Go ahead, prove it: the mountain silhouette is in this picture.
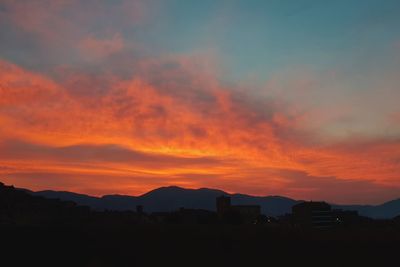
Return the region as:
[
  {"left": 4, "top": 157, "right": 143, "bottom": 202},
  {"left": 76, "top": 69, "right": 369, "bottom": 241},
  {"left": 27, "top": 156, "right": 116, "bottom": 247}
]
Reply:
[
  {"left": 0, "top": 182, "right": 91, "bottom": 226},
  {"left": 29, "top": 186, "right": 297, "bottom": 216},
  {"left": 333, "top": 198, "right": 400, "bottom": 219},
  {"left": 20, "top": 185, "right": 400, "bottom": 218}
]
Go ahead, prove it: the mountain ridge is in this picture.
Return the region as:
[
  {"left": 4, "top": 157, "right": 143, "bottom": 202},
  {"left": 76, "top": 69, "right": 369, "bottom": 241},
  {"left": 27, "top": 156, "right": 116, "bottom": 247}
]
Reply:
[{"left": 12, "top": 184, "right": 400, "bottom": 219}]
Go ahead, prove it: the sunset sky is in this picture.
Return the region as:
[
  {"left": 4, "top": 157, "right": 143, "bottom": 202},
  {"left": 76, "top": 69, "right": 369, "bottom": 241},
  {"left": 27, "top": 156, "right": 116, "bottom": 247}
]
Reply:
[{"left": 1, "top": 0, "right": 400, "bottom": 204}]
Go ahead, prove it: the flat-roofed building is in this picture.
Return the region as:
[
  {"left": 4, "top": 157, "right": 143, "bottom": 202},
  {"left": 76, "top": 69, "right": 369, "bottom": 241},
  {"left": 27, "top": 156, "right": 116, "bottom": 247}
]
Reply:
[
  {"left": 216, "top": 196, "right": 261, "bottom": 224},
  {"left": 292, "top": 201, "right": 333, "bottom": 228}
]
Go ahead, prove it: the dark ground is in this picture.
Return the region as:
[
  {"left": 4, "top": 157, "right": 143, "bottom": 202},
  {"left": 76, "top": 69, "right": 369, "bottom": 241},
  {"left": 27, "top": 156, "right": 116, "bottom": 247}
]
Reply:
[
  {"left": 2, "top": 182, "right": 400, "bottom": 266},
  {"left": 2, "top": 224, "right": 400, "bottom": 267}
]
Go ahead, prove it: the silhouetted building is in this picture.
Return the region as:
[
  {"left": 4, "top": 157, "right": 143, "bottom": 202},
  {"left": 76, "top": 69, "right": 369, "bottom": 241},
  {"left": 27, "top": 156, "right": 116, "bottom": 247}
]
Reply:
[
  {"left": 332, "top": 209, "right": 361, "bottom": 226},
  {"left": 216, "top": 195, "right": 231, "bottom": 215},
  {"left": 136, "top": 205, "right": 144, "bottom": 214},
  {"left": 292, "top": 201, "right": 333, "bottom": 228},
  {"left": 216, "top": 196, "right": 261, "bottom": 224}
]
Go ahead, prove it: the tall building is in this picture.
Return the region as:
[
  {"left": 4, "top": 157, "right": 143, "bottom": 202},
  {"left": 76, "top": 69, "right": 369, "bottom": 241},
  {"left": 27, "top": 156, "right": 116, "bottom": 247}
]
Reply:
[
  {"left": 216, "top": 196, "right": 261, "bottom": 224},
  {"left": 292, "top": 201, "right": 333, "bottom": 228}
]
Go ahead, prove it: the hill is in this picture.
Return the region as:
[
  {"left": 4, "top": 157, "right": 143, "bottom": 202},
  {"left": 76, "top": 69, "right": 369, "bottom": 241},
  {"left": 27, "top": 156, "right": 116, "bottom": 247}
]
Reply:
[
  {"left": 29, "top": 186, "right": 299, "bottom": 216},
  {"left": 10, "top": 183, "right": 400, "bottom": 219}
]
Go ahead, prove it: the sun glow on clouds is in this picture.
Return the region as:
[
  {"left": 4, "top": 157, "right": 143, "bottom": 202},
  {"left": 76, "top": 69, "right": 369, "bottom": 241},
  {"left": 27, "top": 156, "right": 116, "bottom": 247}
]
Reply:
[
  {"left": 0, "top": 0, "right": 400, "bottom": 204},
  {"left": 1, "top": 57, "right": 399, "bottom": 204}
]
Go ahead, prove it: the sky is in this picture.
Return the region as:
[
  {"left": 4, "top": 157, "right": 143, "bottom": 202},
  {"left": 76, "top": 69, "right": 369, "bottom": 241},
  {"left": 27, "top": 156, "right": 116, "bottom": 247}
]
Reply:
[{"left": 1, "top": 0, "right": 400, "bottom": 204}]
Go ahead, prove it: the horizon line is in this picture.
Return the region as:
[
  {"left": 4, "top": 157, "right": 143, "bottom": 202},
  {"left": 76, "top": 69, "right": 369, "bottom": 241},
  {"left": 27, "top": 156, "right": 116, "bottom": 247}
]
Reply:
[{"left": 1, "top": 180, "right": 398, "bottom": 207}]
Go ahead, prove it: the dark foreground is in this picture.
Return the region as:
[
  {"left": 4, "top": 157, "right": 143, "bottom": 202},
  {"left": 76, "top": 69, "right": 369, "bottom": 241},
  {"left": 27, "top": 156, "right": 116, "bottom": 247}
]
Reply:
[
  {"left": 3, "top": 224, "right": 400, "bottom": 267},
  {"left": 1, "top": 182, "right": 400, "bottom": 266}
]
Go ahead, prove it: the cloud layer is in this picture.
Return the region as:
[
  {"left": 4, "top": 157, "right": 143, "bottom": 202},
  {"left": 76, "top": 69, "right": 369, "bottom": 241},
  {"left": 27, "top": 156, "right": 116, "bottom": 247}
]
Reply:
[{"left": 0, "top": 0, "right": 399, "bottom": 204}]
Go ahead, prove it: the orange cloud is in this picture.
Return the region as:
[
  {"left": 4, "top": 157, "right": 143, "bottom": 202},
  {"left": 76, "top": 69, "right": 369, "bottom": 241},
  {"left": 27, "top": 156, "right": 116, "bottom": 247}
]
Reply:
[
  {"left": 0, "top": 58, "right": 399, "bottom": 204},
  {"left": 0, "top": 60, "right": 61, "bottom": 104}
]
